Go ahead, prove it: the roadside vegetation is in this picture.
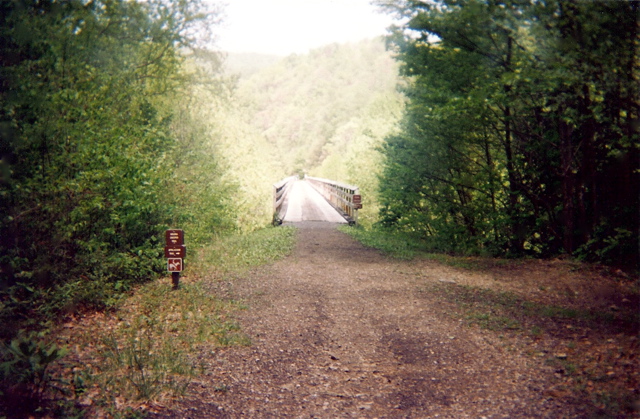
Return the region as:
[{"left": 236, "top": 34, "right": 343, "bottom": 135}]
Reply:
[
  {"left": 1, "top": 226, "right": 296, "bottom": 417},
  {"left": 376, "top": 0, "right": 638, "bottom": 269},
  {"left": 339, "top": 225, "right": 426, "bottom": 260}
]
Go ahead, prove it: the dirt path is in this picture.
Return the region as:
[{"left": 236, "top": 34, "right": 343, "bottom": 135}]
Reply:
[{"left": 158, "top": 223, "right": 592, "bottom": 418}]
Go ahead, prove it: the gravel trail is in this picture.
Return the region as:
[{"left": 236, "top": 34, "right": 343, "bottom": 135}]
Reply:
[{"left": 157, "top": 222, "right": 575, "bottom": 418}]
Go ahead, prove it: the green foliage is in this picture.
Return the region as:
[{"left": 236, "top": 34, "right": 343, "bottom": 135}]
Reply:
[
  {"left": 163, "top": 56, "right": 239, "bottom": 245},
  {"left": 312, "top": 89, "right": 403, "bottom": 228},
  {"left": 377, "top": 0, "right": 639, "bottom": 268},
  {"left": 235, "top": 39, "right": 399, "bottom": 173},
  {"left": 0, "top": 0, "right": 232, "bottom": 336},
  {"left": 208, "top": 98, "right": 287, "bottom": 231},
  {"left": 196, "top": 226, "right": 297, "bottom": 274},
  {"left": 0, "top": 330, "right": 68, "bottom": 401},
  {"left": 225, "top": 39, "right": 403, "bottom": 228}
]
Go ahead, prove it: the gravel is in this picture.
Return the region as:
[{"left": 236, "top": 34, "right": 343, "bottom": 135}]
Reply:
[{"left": 155, "top": 222, "right": 581, "bottom": 418}]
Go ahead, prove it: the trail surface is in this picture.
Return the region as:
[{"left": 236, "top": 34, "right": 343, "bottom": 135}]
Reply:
[{"left": 157, "top": 223, "right": 588, "bottom": 418}]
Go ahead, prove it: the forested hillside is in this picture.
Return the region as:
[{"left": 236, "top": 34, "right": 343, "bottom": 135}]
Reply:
[
  {"left": 377, "top": 0, "right": 639, "bottom": 268},
  {"left": 223, "top": 52, "right": 282, "bottom": 78},
  {"left": 226, "top": 39, "right": 403, "bottom": 226}
]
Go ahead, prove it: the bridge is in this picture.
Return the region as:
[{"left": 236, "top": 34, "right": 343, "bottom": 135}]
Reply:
[{"left": 273, "top": 176, "right": 362, "bottom": 225}]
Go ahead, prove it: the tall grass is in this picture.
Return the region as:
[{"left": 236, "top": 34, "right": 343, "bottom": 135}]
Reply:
[
  {"left": 95, "top": 226, "right": 298, "bottom": 404},
  {"left": 338, "top": 225, "right": 425, "bottom": 259},
  {"left": 195, "top": 226, "right": 297, "bottom": 274}
]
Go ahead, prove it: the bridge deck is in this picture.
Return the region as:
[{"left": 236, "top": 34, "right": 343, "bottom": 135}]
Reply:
[{"left": 283, "top": 180, "right": 347, "bottom": 223}]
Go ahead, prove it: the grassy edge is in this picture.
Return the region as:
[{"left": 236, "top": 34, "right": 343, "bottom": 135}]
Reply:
[
  {"left": 338, "top": 225, "right": 500, "bottom": 269},
  {"left": 41, "top": 226, "right": 298, "bottom": 417},
  {"left": 193, "top": 226, "right": 297, "bottom": 275},
  {"left": 338, "top": 225, "right": 425, "bottom": 260},
  {"left": 428, "top": 282, "right": 640, "bottom": 417}
]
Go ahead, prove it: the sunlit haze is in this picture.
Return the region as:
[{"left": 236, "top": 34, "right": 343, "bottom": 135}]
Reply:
[{"left": 215, "top": 0, "right": 394, "bottom": 56}]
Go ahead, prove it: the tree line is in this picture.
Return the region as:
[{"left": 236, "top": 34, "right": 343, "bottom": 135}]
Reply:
[
  {"left": 376, "top": 0, "right": 638, "bottom": 268},
  {"left": 0, "top": 0, "right": 234, "bottom": 337}
]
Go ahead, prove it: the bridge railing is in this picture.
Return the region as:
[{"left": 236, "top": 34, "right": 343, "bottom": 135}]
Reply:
[
  {"left": 272, "top": 176, "right": 298, "bottom": 225},
  {"left": 305, "top": 176, "right": 361, "bottom": 225}
]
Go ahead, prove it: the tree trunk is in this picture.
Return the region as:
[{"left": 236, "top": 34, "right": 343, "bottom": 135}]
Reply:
[
  {"left": 502, "top": 36, "right": 522, "bottom": 252},
  {"left": 559, "top": 118, "right": 575, "bottom": 254}
]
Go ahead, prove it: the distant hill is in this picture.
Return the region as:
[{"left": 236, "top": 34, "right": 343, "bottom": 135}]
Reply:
[
  {"left": 234, "top": 38, "right": 401, "bottom": 174},
  {"left": 223, "top": 52, "right": 283, "bottom": 78},
  {"left": 212, "top": 38, "right": 403, "bottom": 227},
  {"left": 222, "top": 38, "right": 403, "bottom": 226}
]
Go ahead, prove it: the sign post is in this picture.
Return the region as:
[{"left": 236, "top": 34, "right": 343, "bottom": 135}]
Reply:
[
  {"left": 165, "top": 229, "right": 185, "bottom": 290},
  {"left": 352, "top": 194, "right": 362, "bottom": 226}
]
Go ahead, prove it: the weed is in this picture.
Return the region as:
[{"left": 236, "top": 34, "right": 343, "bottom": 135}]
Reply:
[
  {"left": 0, "top": 331, "right": 68, "bottom": 396},
  {"left": 440, "top": 284, "right": 630, "bottom": 331},
  {"left": 539, "top": 306, "right": 578, "bottom": 319},
  {"left": 467, "top": 313, "right": 521, "bottom": 331},
  {"left": 0, "top": 330, "right": 69, "bottom": 416},
  {"left": 101, "top": 331, "right": 190, "bottom": 400},
  {"left": 95, "top": 278, "right": 250, "bottom": 400},
  {"left": 427, "top": 254, "right": 480, "bottom": 270},
  {"left": 530, "top": 326, "right": 543, "bottom": 336},
  {"left": 592, "top": 390, "right": 626, "bottom": 414}
]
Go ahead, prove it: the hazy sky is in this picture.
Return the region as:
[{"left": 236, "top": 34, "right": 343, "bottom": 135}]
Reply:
[{"left": 215, "top": 0, "right": 395, "bottom": 56}]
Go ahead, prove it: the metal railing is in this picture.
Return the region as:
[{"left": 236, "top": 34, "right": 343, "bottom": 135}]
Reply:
[
  {"left": 305, "top": 176, "right": 361, "bottom": 225},
  {"left": 272, "top": 176, "right": 297, "bottom": 225}
]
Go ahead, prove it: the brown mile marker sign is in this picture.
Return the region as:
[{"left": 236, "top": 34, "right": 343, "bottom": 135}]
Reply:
[{"left": 165, "top": 229, "right": 185, "bottom": 289}]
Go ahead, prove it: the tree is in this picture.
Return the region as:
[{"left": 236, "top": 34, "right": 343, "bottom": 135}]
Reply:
[
  {"left": 0, "top": 0, "right": 229, "bottom": 334},
  {"left": 377, "top": 0, "right": 639, "bottom": 266}
]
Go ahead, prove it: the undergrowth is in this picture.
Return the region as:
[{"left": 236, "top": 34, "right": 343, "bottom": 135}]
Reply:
[
  {"left": 339, "top": 225, "right": 494, "bottom": 266},
  {"left": 95, "top": 279, "right": 249, "bottom": 403}
]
